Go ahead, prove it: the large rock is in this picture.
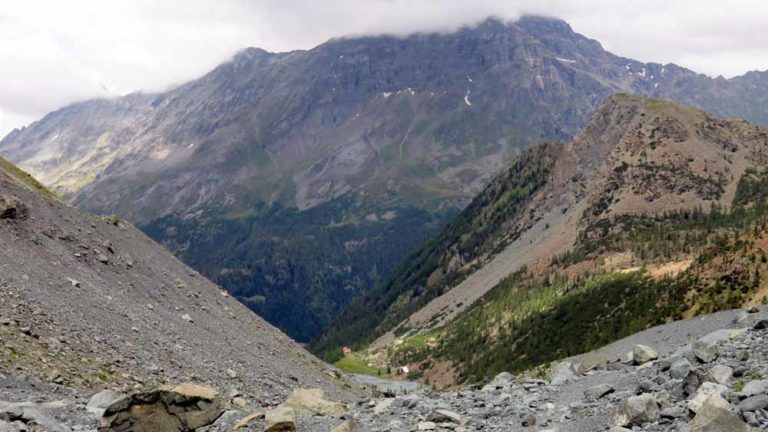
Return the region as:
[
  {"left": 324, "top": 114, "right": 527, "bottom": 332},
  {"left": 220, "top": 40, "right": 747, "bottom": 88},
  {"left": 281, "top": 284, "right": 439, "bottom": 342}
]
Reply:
[
  {"left": 281, "top": 388, "right": 346, "bottom": 416},
  {"left": 669, "top": 357, "right": 692, "bottom": 380},
  {"left": 99, "top": 384, "right": 223, "bottom": 431},
  {"left": 688, "top": 383, "right": 731, "bottom": 413},
  {"left": 265, "top": 406, "right": 296, "bottom": 432},
  {"left": 632, "top": 345, "right": 659, "bottom": 365},
  {"left": 0, "top": 402, "right": 70, "bottom": 432},
  {"left": 693, "top": 341, "right": 719, "bottom": 363},
  {"left": 705, "top": 365, "right": 732, "bottom": 385},
  {"left": 549, "top": 362, "right": 577, "bottom": 385},
  {"left": 87, "top": 390, "right": 125, "bottom": 418},
  {"left": 584, "top": 384, "right": 615, "bottom": 400},
  {"left": 612, "top": 394, "right": 659, "bottom": 427},
  {"left": 427, "top": 409, "right": 467, "bottom": 425},
  {"left": 690, "top": 402, "right": 752, "bottom": 432},
  {"left": 740, "top": 394, "right": 768, "bottom": 412},
  {"left": 740, "top": 379, "right": 768, "bottom": 397}
]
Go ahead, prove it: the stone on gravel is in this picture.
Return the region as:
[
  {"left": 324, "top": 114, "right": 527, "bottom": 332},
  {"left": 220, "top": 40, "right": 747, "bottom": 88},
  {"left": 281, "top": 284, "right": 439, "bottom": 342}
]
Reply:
[
  {"left": 704, "top": 364, "right": 732, "bottom": 385},
  {"left": 417, "top": 421, "right": 437, "bottom": 430},
  {"left": 231, "top": 397, "right": 247, "bottom": 409},
  {"left": 549, "top": 361, "right": 577, "bottom": 385},
  {"left": 87, "top": 390, "right": 125, "bottom": 418},
  {"left": 739, "top": 394, "right": 768, "bottom": 412},
  {"left": 632, "top": 345, "right": 659, "bottom": 365},
  {"left": 669, "top": 357, "right": 692, "bottom": 380},
  {"left": 690, "top": 403, "right": 751, "bottom": 432},
  {"left": 0, "top": 402, "right": 70, "bottom": 432},
  {"left": 612, "top": 393, "right": 659, "bottom": 427},
  {"left": 740, "top": 379, "right": 768, "bottom": 397},
  {"left": 693, "top": 340, "right": 719, "bottom": 363},
  {"left": 688, "top": 383, "right": 731, "bottom": 413},
  {"left": 427, "top": 409, "right": 466, "bottom": 425},
  {"left": 265, "top": 406, "right": 295, "bottom": 432},
  {"left": 584, "top": 384, "right": 615, "bottom": 400},
  {"left": 281, "top": 388, "right": 346, "bottom": 416},
  {"left": 754, "top": 319, "right": 768, "bottom": 330},
  {"left": 233, "top": 411, "right": 264, "bottom": 430},
  {"left": 99, "top": 383, "right": 222, "bottom": 431}
]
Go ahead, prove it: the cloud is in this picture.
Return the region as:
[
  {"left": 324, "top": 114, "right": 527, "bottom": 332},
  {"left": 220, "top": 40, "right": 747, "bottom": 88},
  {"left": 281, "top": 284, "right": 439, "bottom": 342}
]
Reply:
[{"left": 2, "top": 0, "right": 768, "bottom": 137}]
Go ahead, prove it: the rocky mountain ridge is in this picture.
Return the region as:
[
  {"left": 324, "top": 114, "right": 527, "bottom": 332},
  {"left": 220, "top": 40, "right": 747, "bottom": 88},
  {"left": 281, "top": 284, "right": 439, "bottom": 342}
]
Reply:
[
  {"left": 6, "top": 16, "right": 768, "bottom": 341},
  {"left": 316, "top": 95, "right": 768, "bottom": 387}
]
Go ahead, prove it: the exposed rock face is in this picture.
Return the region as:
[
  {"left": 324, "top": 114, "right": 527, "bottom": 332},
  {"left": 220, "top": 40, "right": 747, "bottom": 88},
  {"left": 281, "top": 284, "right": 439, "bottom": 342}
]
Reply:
[{"left": 99, "top": 384, "right": 223, "bottom": 432}]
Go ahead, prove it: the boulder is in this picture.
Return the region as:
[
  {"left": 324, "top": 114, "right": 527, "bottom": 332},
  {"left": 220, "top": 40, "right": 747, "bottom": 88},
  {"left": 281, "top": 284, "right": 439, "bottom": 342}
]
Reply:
[
  {"left": 632, "top": 345, "right": 658, "bottom": 365},
  {"left": 704, "top": 365, "right": 732, "bottom": 385},
  {"left": 99, "top": 383, "right": 222, "bottom": 431},
  {"left": 584, "top": 384, "right": 615, "bottom": 400},
  {"left": 0, "top": 402, "right": 70, "bottom": 432},
  {"left": 87, "top": 390, "right": 125, "bottom": 418},
  {"left": 549, "top": 362, "right": 577, "bottom": 385},
  {"left": 740, "top": 379, "right": 768, "bottom": 397},
  {"left": 693, "top": 341, "right": 719, "bottom": 363},
  {"left": 281, "top": 388, "right": 346, "bottom": 416},
  {"left": 688, "top": 383, "right": 731, "bottom": 413},
  {"left": 427, "top": 409, "right": 466, "bottom": 425},
  {"left": 417, "top": 421, "right": 437, "bottom": 430},
  {"left": 669, "top": 357, "right": 692, "bottom": 380},
  {"left": 612, "top": 394, "right": 659, "bottom": 427},
  {"left": 265, "top": 406, "right": 295, "bottom": 432},
  {"left": 690, "top": 402, "right": 751, "bottom": 432},
  {"left": 739, "top": 394, "right": 768, "bottom": 412}
]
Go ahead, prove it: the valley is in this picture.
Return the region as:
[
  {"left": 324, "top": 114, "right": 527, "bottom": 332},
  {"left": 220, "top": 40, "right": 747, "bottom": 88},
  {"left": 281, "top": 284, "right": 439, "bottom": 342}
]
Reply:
[
  {"left": 4, "top": 9, "right": 768, "bottom": 432},
  {"left": 7, "top": 17, "right": 768, "bottom": 341}
]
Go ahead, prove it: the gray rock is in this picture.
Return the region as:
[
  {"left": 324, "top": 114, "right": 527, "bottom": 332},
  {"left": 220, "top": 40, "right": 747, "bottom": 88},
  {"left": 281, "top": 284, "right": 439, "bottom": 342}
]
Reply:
[
  {"left": 632, "top": 345, "right": 659, "bottom": 365},
  {"left": 693, "top": 340, "right": 719, "bottom": 363},
  {"left": 739, "top": 394, "right": 768, "bottom": 412},
  {"left": 688, "top": 382, "right": 731, "bottom": 413},
  {"left": 704, "top": 364, "right": 732, "bottom": 385},
  {"left": 87, "top": 390, "right": 124, "bottom": 418},
  {"left": 584, "top": 384, "right": 615, "bottom": 400},
  {"left": 427, "top": 409, "right": 466, "bottom": 425},
  {"left": 417, "top": 421, "right": 437, "bottom": 430},
  {"left": 612, "top": 394, "right": 659, "bottom": 427},
  {"left": 740, "top": 379, "right": 768, "bottom": 397},
  {"left": 669, "top": 357, "right": 692, "bottom": 380},
  {"left": 690, "top": 403, "right": 751, "bottom": 431},
  {"left": 660, "top": 406, "right": 686, "bottom": 419},
  {"left": 549, "top": 362, "right": 577, "bottom": 385}
]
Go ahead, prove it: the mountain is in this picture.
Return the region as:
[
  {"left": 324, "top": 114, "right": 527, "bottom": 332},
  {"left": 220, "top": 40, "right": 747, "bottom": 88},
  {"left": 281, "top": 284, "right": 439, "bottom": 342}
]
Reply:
[
  {"left": 5, "top": 16, "right": 768, "bottom": 341},
  {"left": 0, "top": 156, "right": 355, "bottom": 402},
  {"left": 315, "top": 94, "right": 768, "bottom": 384}
]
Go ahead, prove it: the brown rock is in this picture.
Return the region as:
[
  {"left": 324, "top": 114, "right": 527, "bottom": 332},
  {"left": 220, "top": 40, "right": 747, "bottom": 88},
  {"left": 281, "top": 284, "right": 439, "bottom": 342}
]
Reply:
[
  {"left": 265, "top": 406, "right": 295, "bottom": 432},
  {"left": 99, "top": 383, "right": 223, "bottom": 432}
]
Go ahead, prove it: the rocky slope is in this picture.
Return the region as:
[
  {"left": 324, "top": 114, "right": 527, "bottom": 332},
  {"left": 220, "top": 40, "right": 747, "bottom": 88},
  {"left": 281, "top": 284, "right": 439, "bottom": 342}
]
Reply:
[
  {"left": 0, "top": 156, "right": 357, "bottom": 406},
  {"left": 316, "top": 94, "right": 768, "bottom": 380},
  {"left": 5, "top": 304, "right": 768, "bottom": 431},
  {"left": 6, "top": 16, "right": 768, "bottom": 341}
]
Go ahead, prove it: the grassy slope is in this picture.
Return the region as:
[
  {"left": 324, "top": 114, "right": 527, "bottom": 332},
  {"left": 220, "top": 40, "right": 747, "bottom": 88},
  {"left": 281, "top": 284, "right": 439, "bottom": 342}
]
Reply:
[{"left": 393, "top": 166, "right": 768, "bottom": 383}]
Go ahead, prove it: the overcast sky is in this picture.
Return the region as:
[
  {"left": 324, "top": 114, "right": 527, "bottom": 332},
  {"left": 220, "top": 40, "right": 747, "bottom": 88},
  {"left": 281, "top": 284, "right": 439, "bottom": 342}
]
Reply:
[{"left": 2, "top": 0, "right": 768, "bottom": 137}]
